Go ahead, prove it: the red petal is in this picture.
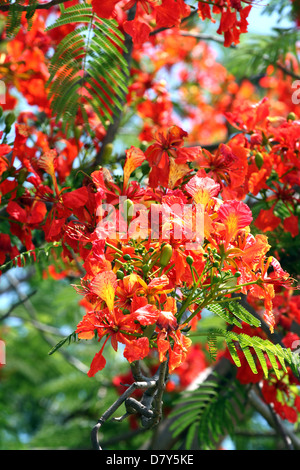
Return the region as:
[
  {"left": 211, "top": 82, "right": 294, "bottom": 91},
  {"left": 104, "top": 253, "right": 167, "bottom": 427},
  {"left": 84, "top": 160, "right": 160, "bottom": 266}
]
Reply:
[{"left": 123, "top": 337, "right": 149, "bottom": 363}]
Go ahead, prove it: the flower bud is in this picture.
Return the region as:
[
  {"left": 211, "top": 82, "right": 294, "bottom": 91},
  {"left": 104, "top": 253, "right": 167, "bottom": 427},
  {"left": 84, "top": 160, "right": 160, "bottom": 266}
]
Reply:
[
  {"left": 123, "top": 198, "right": 134, "bottom": 224},
  {"left": 159, "top": 243, "right": 173, "bottom": 267},
  {"left": 186, "top": 255, "right": 194, "bottom": 266},
  {"left": 255, "top": 152, "right": 264, "bottom": 170},
  {"left": 102, "top": 143, "right": 113, "bottom": 164},
  {"left": 4, "top": 112, "right": 15, "bottom": 132},
  {"left": 287, "top": 112, "right": 296, "bottom": 121},
  {"left": 116, "top": 270, "right": 125, "bottom": 280}
]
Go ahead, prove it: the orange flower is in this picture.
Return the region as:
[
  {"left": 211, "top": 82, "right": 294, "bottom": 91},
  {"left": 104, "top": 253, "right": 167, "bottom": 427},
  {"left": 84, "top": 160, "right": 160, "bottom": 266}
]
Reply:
[
  {"left": 185, "top": 175, "right": 220, "bottom": 209},
  {"left": 76, "top": 306, "right": 147, "bottom": 376},
  {"left": 89, "top": 270, "right": 117, "bottom": 312},
  {"left": 123, "top": 146, "right": 145, "bottom": 191},
  {"left": 217, "top": 200, "right": 253, "bottom": 248}
]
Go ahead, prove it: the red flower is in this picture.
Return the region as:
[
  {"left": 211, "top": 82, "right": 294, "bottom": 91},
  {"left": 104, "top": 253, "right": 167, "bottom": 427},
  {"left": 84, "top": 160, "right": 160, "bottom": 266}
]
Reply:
[
  {"left": 91, "top": 0, "right": 119, "bottom": 18},
  {"left": 145, "top": 125, "right": 201, "bottom": 188}
]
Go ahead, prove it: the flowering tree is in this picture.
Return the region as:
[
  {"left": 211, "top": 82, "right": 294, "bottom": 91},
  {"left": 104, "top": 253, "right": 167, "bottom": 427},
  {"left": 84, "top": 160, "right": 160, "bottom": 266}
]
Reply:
[{"left": 0, "top": 0, "right": 300, "bottom": 451}]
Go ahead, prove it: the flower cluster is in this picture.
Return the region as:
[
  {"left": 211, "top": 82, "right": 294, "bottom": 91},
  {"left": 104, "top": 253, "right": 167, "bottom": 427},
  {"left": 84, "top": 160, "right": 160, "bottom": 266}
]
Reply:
[
  {"left": 70, "top": 124, "right": 296, "bottom": 376},
  {"left": 91, "top": 0, "right": 253, "bottom": 47}
]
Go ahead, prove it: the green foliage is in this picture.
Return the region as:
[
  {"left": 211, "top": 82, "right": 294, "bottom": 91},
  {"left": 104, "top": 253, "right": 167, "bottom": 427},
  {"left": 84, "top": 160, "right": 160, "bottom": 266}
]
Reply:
[
  {"left": 169, "top": 374, "right": 246, "bottom": 450},
  {"left": 2, "top": 0, "right": 37, "bottom": 37},
  {"left": 226, "top": 28, "right": 300, "bottom": 79},
  {"left": 48, "top": 331, "right": 78, "bottom": 356},
  {"left": 0, "top": 274, "right": 133, "bottom": 450},
  {"left": 204, "top": 327, "right": 298, "bottom": 380},
  {"left": 262, "top": 0, "right": 293, "bottom": 19},
  {"left": 207, "top": 300, "right": 261, "bottom": 330},
  {"left": 0, "top": 242, "right": 63, "bottom": 274},
  {"left": 45, "top": 4, "right": 129, "bottom": 136}
]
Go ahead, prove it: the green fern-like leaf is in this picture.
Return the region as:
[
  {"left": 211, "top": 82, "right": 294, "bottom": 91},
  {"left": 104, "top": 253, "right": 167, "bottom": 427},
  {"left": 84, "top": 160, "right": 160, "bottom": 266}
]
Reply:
[
  {"left": 207, "top": 300, "right": 261, "bottom": 329},
  {"left": 225, "top": 330, "right": 292, "bottom": 379},
  {"left": 192, "top": 327, "right": 299, "bottom": 380},
  {"left": 2, "top": 0, "right": 38, "bottom": 37},
  {"left": 227, "top": 301, "right": 261, "bottom": 328},
  {"left": 169, "top": 375, "right": 245, "bottom": 450},
  {"left": 0, "top": 241, "right": 62, "bottom": 274},
  {"left": 226, "top": 28, "right": 300, "bottom": 79},
  {"left": 45, "top": 4, "right": 129, "bottom": 136},
  {"left": 208, "top": 330, "right": 218, "bottom": 362},
  {"left": 207, "top": 302, "right": 242, "bottom": 328}
]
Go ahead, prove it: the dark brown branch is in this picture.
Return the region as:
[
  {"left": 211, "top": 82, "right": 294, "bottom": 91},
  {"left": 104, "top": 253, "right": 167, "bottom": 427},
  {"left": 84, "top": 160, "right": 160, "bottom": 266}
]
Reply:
[
  {"left": 91, "top": 359, "right": 169, "bottom": 450},
  {"left": 249, "top": 386, "right": 300, "bottom": 450},
  {"left": 0, "top": 0, "right": 67, "bottom": 12},
  {"left": 275, "top": 61, "right": 300, "bottom": 81},
  {"left": 91, "top": 379, "right": 157, "bottom": 450}
]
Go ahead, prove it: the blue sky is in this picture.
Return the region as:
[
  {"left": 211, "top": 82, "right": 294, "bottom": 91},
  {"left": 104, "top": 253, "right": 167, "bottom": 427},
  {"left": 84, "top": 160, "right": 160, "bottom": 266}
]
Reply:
[{"left": 247, "top": 2, "right": 293, "bottom": 33}]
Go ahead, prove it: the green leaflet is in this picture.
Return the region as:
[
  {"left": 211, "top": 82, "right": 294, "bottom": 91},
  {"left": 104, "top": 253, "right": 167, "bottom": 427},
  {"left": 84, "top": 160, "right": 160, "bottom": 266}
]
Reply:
[
  {"left": 48, "top": 331, "right": 78, "bottom": 356},
  {"left": 0, "top": 241, "right": 63, "bottom": 274},
  {"left": 169, "top": 374, "right": 245, "bottom": 450},
  {"left": 45, "top": 4, "right": 129, "bottom": 136},
  {"left": 208, "top": 330, "right": 218, "bottom": 362},
  {"left": 2, "top": 0, "right": 37, "bottom": 37},
  {"left": 169, "top": 323, "right": 300, "bottom": 449},
  {"left": 225, "top": 330, "right": 291, "bottom": 379},
  {"left": 191, "top": 326, "right": 298, "bottom": 380},
  {"left": 208, "top": 300, "right": 261, "bottom": 329}
]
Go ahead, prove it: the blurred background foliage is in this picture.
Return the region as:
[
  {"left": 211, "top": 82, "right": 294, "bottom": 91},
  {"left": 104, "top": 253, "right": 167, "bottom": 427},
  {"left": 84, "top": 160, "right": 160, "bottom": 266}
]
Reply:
[{"left": 1, "top": 0, "right": 300, "bottom": 451}]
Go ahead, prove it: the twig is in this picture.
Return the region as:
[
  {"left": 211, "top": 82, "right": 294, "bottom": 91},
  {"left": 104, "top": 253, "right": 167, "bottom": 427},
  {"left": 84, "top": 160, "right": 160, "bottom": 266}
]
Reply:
[
  {"left": 149, "top": 8, "right": 199, "bottom": 37},
  {"left": 91, "top": 359, "right": 170, "bottom": 450},
  {"left": 91, "top": 379, "right": 157, "bottom": 450},
  {"left": 0, "top": 0, "right": 67, "bottom": 12},
  {"left": 249, "top": 386, "right": 300, "bottom": 450},
  {"left": 5, "top": 271, "right": 89, "bottom": 375},
  {"left": 275, "top": 61, "right": 300, "bottom": 81},
  {"left": 179, "top": 30, "right": 236, "bottom": 48},
  {"left": 0, "top": 289, "right": 37, "bottom": 322},
  {"left": 152, "top": 359, "right": 168, "bottom": 427}
]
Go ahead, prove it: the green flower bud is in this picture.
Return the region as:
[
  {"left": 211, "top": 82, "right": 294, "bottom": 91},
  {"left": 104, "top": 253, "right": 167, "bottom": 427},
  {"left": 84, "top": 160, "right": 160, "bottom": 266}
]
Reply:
[
  {"left": 102, "top": 143, "right": 113, "bottom": 164},
  {"left": 116, "top": 270, "right": 125, "bottom": 280},
  {"left": 287, "top": 112, "right": 296, "bottom": 121},
  {"left": 186, "top": 255, "right": 194, "bottom": 266},
  {"left": 5, "top": 112, "right": 15, "bottom": 128},
  {"left": 159, "top": 243, "right": 173, "bottom": 268},
  {"left": 123, "top": 254, "right": 131, "bottom": 261},
  {"left": 17, "top": 168, "right": 28, "bottom": 184},
  {"left": 255, "top": 152, "right": 264, "bottom": 170},
  {"left": 123, "top": 198, "right": 134, "bottom": 223}
]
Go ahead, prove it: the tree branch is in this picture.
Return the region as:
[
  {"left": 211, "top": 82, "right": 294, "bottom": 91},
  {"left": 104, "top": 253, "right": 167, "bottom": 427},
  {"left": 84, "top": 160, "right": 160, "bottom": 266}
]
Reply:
[
  {"left": 91, "top": 379, "right": 157, "bottom": 450},
  {"left": 0, "top": 0, "right": 67, "bottom": 12},
  {"left": 5, "top": 271, "right": 90, "bottom": 375},
  {"left": 179, "top": 30, "right": 236, "bottom": 48}
]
